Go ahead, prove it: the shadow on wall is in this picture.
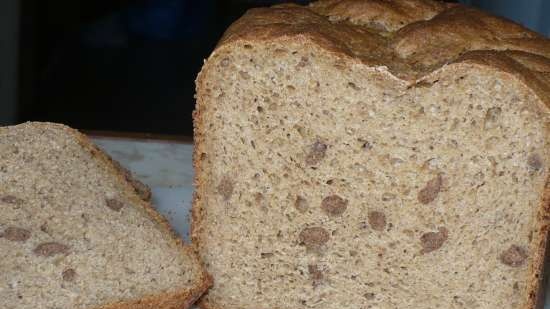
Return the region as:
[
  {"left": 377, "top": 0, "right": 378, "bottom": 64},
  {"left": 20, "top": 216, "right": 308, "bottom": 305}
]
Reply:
[
  {"left": 18, "top": 0, "right": 311, "bottom": 134},
  {"left": 0, "top": 0, "right": 19, "bottom": 125},
  {"left": 21, "top": 1, "right": 218, "bottom": 135},
  {"left": 5, "top": 0, "right": 548, "bottom": 133}
]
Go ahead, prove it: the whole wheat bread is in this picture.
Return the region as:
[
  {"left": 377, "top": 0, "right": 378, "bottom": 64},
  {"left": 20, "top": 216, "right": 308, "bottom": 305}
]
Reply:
[
  {"left": 0, "top": 122, "right": 211, "bottom": 309},
  {"left": 193, "top": 1, "right": 550, "bottom": 308}
]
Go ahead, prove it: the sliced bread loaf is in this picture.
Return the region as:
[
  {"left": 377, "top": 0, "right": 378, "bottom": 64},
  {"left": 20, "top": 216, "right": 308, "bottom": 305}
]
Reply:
[
  {"left": 193, "top": 1, "right": 550, "bottom": 308},
  {"left": 0, "top": 122, "right": 211, "bottom": 309}
]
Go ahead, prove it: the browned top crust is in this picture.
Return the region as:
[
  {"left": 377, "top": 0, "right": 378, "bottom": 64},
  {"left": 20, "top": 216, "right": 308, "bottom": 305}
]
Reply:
[{"left": 214, "top": 0, "right": 550, "bottom": 103}]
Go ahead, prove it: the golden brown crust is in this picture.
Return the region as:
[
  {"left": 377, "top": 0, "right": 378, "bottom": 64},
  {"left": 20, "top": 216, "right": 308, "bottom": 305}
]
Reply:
[
  {"left": 193, "top": 1, "right": 550, "bottom": 309},
  {"left": 391, "top": 6, "right": 542, "bottom": 66},
  {"left": 215, "top": 0, "right": 550, "bottom": 88},
  {"left": 196, "top": 295, "right": 219, "bottom": 309},
  {"left": 191, "top": 108, "right": 209, "bottom": 261},
  {"left": 192, "top": 52, "right": 216, "bottom": 308},
  {"left": 529, "top": 178, "right": 550, "bottom": 309},
  {"left": 309, "top": 0, "right": 453, "bottom": 31},
  {"left": 39, "top": 123, "right": 213, "bottom": 309},
  {"left": 96, "top": 276, "right": 212, "bottom": 309},
  {"left": 449, "top": 50, "right": 550, "bottom": 106}
]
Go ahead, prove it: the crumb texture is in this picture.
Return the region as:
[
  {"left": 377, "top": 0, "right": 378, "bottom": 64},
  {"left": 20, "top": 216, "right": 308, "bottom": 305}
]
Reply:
[
  {"left": 193, "top": 3, "right": 550, "bottom": 306},
  {"left": 0, "top": 123, "right": 203, "bottom": 309}
]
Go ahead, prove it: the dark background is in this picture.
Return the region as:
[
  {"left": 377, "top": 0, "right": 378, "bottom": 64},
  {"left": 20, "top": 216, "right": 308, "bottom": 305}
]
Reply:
[{"left": 1, "top": 0, "right": 548, "bottom": 136}]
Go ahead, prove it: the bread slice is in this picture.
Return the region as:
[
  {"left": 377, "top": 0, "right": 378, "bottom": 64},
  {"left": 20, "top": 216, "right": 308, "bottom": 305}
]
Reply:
[
  {"left": 1, "top": 122, "right": 211, "bottom": 309},
  {"left": 192, "top": 1, "right": 550, "bottom": 308}
]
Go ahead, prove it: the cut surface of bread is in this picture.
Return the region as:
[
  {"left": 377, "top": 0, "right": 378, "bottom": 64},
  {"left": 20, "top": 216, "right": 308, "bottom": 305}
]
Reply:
[
  {"left": 193, "top": 1, "right": 550, "bottom": 309},
  {"left": 0, "top": 122, "right": 211, "bottom": 309}
]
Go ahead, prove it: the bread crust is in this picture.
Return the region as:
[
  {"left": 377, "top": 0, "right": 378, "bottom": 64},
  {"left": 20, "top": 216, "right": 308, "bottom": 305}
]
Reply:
[
  {"left": 30, "top": 123, "right": 212, "bottom": 309},
  {"left": 214, "top": 0, "right": 550, "bottom": 101},
  {"left": 192, "top": 1, "right": 550, "bottom": 308}
]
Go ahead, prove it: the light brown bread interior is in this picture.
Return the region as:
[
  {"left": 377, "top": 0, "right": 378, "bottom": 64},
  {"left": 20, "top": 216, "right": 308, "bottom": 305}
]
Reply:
[
  {"left": 0, "top": 122, "right": 210, "bottom": 309},
  {"left": 193, "top": 3, "right": 550, "bottom": 308}
]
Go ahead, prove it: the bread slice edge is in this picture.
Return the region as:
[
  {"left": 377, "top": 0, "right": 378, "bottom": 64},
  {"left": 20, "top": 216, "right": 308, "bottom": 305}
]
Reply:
[{"left": 25, "top": 122, "right": 213, "bottom": 309}]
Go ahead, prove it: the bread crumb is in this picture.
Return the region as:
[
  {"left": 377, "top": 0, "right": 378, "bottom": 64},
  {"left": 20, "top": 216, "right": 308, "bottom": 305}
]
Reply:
[
  {"left": 306, "top": 141, "right": 328, "bottom": 166},
  {"left": 260, "top": 252, "right": 274, "bottom": 258},
  {"left": 1, "top": 227, "right": 31, "bottom": 242},
  {"left": 500, "top": 245, "right": 528, "bottom": 267},
  {"left": 417, "top": 175, "right": 443, "bottom": 204},
  {"left": 0, "top": 195, "right": 23, "bottom": 205},
  {"left": 299, "top": 227, "right": 330, "bottom": 250},
  {"left": 420, "top": 227, "right": 448, "bottom": 254},
  {"left": 321, "top": 195, "right": 348, "bottom": 216},
  {"left": 217, "top": 176, "right": 234, "bottom": 201},
  {"left": 308, "top": 264, "right": 324, "bottom": 286},
  {"left": 296, "top": 56, "right": 309, "bottom": 68},
  {"left": 239, "top": 71, "right": 250, "bottom": 80},
  {"left": 364, "top": 292, "right": 375, "bottom": 300},
  {"left": 105, "top": 198, "right": 124, "bottom": 212},
  {"left": 381, "top": 192, "right": 396, "bottom": 201},
  {"left": 33, "top": 242, "right": 69, "bottom": 257},
  {"left": 483, "top": 107, "right": 502, "bottom": 129},
  {"left": 62, "top": 268, "right": 77, "bottom": 282},
  {"left": 527, "top": 154, "right": 543, "bottom": 173},
  {"left": 294, "top": 196, "right": 309, "bottom": 213},
  {"left": 220, "top": 58, "right": 230, "bottom": 67},
  {"left": 368, "top": 211, "right": 387, "bottom": 231}
]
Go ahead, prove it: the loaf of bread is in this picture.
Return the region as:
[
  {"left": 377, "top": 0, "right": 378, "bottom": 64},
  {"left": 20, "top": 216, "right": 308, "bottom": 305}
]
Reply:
[
  {"left": 193, "top": 1, "right": 550, "bottom": 308},
  {"left": 0, "top": 122, "right": 211, "bottom": 309}
]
